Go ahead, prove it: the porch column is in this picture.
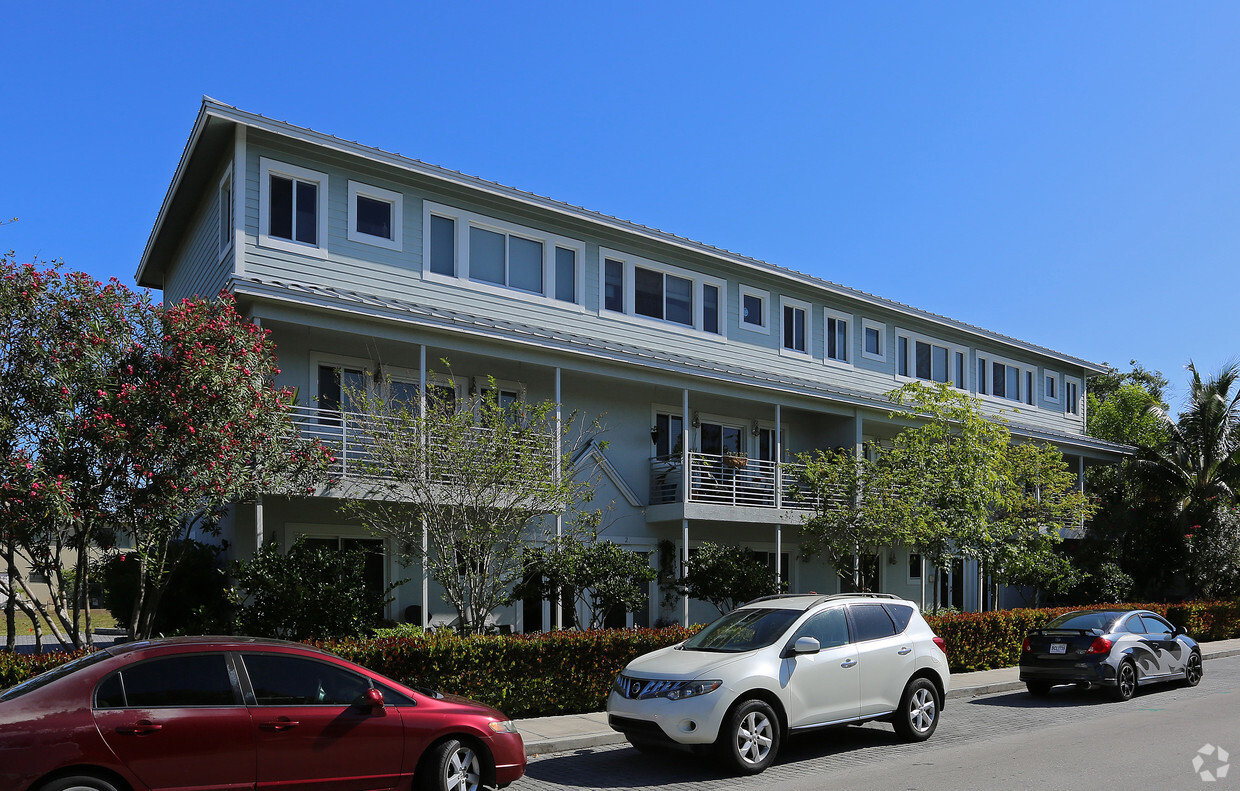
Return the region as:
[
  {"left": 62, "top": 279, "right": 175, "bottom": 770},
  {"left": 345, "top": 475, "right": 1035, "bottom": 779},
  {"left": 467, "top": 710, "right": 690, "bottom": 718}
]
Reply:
[
  {"left": 555, "top": 367, "right": 563, "bottom": 631},
  {"left": 419, "top": 345, "right": 428, "bottom": 629},
  {"left": 681, "top": 389, "right": 690, "bottom": 501},
  {"left": 1078, "top": 456, "right": 1086, "bottom": 528},
  {"left": 774, "top": 404, "right": 782, "bottom": 509},
  {"left": 775, "top": 524, "right": 783, "bottom": 589},
  {"left": 681, "top": 519, "right": 690, "bottom": 627},
  {"left": 853, "top": 409, "right": 864, "bottom": 590},
  {"left": 254, "top": 496, "right": 264, "bottom": 548}
]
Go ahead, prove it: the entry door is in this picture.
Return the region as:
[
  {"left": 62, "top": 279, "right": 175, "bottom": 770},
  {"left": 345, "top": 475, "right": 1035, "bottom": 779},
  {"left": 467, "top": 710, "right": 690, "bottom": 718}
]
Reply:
[
  {"left": 244, "top": 653, "right": 405, "bottom": 791},
  {"left": 700, "top": 421, "right": 744, "bottom": 456}
]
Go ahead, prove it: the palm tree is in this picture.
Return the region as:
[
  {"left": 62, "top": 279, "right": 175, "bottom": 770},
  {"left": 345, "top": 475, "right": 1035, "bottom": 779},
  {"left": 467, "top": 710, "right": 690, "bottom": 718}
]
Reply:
[{"left": 1136, "top": 361, "right": 1240, "bottom": 595}]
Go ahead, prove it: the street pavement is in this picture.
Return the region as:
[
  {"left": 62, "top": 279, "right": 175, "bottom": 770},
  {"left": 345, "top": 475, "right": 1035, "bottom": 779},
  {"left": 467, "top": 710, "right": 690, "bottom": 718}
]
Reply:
[{"left": 514, "top": 638, "right": 1240, "bottom": 756}]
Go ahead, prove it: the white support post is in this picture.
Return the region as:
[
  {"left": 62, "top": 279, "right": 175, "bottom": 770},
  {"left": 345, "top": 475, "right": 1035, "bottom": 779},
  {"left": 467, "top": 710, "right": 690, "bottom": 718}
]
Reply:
[
  {"left": 681, "top": 519, "right": 690, "bottom": 627},
  {"left": 254, "top": 496, "right": 264, "bottom": 548},
  {"left": 554, "top": 367, "right": 563, "bottom": 631},
  {"left": 419, "top": 345, "right": 428, "bottom": 629},
  {"left": 775, "top": 524, "right": 783, "bottom": 589},
  {"left": 854, "top": 409, "right": 864, "bottom": 590},
  {"left": 774, "top": 404, "right": 782, "bottom": 509}
]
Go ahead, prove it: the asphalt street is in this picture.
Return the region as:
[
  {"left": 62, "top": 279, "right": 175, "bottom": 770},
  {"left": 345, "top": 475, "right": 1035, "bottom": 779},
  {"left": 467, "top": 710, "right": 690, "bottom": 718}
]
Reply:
[{"left": 519, "top": 654, "right": 1240, "bottom": 790}]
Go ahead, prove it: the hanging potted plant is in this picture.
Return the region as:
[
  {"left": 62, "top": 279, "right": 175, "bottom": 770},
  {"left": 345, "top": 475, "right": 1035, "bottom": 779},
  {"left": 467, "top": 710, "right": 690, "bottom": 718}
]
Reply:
[{"left": 723, "top": 450, "right": 748, "bottom": 469}]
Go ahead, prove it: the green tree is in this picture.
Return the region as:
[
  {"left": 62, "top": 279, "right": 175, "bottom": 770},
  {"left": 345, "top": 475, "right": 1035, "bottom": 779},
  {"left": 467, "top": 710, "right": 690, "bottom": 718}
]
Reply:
[
  {"left": 339, "top": 370, "right": 603, "bottom": 635},
  {"left": 674, "top": 542, "right": 785, "bottom": 615},
  {"left": 1137, "top": 361, "right": 1240, "bottom": 597},
  {"left": 231, "top": 536, "right": 399, "bottom": 640},
  {"left": 515, "top": 533, "right": 656, "bottom": 630},
  {"left": 797, "top": 382, "right": 1093, "bottom": 606}
]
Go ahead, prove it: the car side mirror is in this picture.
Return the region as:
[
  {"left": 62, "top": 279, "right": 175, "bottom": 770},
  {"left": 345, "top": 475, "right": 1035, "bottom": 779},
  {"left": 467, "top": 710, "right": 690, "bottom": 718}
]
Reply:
[
  {"left": 361, "top": 687, "right": 385, "bottom": 711},
  {"left": 793, "top": 636, "right": 821, "bottom": 655},
  {"left": 1173, "top": 625, "right": 1186, "bottom": 636}
]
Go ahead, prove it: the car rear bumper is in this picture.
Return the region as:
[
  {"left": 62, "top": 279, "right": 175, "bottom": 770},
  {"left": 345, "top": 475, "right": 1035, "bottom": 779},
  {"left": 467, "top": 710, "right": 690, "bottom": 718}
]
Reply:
[{"left": 1019, "top": 657, "right": 1116, "bottom": 686}]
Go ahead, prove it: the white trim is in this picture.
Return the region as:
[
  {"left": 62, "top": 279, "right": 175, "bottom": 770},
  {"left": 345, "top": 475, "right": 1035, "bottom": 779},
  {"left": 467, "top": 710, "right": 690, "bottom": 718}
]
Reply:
[
  {"left": 598, "top": 246, "right": 727, "bottom": 338},
  {"left": 1064, "top": 377, "right": 1082, "bottom": 417},
  {"left": 232, "top": 126, "right": 246, "bottom": 277},
  {"left": 1044, "top": 370, "right": 1061, "bottom": 403},
  {"left": 906, "top": 550, "right": 923, "bottom": 586},
  {"left": 823, "top": 307, "right": 853, "bottom": 367},
  {"left": 472, "top": 376, "right": 525, "bottom": 400},
  {"left": 738, "top": 285, "right": 771, "bottom": 335},
  {"left": 976, "top": 350, "right": 1036, "bottom": 406},
  {"left": 347, "top": 180, "right": 403, "bottom": 251},
  {"left": 894, "top": 328, "right": 969, "bottom": 389},
  {"left": 779, "top": 296, "right": 813, "bottom": 358},
  {"left": 572, "top": 439, "right": 642, "bottom": 508},
  {"left": 258, "top": 157, "right": 329, "bottom": 259},
  {"left": 422, "top": 200, "right": 585, "bottom": 307},
  {"left": 861, "top": 318, "right": 886, "bottom": 362},
  {"left": 216, "top": 163, "right": 234, "bottom": 264}
]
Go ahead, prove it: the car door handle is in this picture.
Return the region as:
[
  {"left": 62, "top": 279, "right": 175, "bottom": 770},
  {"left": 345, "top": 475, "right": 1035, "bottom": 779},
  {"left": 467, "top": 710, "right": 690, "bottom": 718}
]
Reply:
[
  {"left": 260, "top": 718, "right": 300, "bottom": 732},
  {"left": 841, "top": 659, "right": 858, "bottom": 668},
  {"left": 118, "top": 720, "right": 162, "bottom": 735},
  {"left": 898, "top": 647, "right": 912, "bottom": 655}
]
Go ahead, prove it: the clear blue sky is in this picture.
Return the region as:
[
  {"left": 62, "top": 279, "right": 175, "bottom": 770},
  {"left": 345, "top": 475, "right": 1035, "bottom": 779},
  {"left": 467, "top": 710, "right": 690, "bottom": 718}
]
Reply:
[{"left": 5, "top": 2, "right": 1237, "bottom": 408}]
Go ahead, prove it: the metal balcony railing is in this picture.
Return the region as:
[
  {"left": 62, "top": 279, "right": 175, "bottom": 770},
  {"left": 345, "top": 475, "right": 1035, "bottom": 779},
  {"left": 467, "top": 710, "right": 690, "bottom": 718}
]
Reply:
[{"left": 648, "top": 453, "right": 850, "bottom": 511}]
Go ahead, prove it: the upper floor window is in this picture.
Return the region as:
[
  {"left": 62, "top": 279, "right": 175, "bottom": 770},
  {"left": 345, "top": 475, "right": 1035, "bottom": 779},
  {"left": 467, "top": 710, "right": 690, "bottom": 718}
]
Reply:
[
  {"left": 217, "top": 165, "right": 233, "bottom": 262},
  {"left": 824, "top": 308, "right": 851, "bottom": 364},
  {"left": 1044, "top": 371, "right": 1060, "bottom": 402},
  {"left": 897, "top": 330, "right": 966, "bottom": 388},
  {"left": 347, "top": 181, "right": 403, "bottom": 251},
  {"left": 781, "top": 297, "right": 810, "bottom": 355},
  {"left": 977, "top": 353, "right": 1034, "bottom": 405},
  {"left": 259, "top": 158, "right": 328, "bottom": 258},
  {"left": 862, "top": 319, "right": 885, "bottom": 362},
  {"left": 739, "top": 285, "right": 770, "bottom": 334},
  {"left": 1065, "top": 378, "right": 1081, "bottom": 415},
  {"left": 424, "top": 202, "right": 583, "bottom": 306},
  {"left": 599, "top": 248, "right": 725, "bottom": 336}
]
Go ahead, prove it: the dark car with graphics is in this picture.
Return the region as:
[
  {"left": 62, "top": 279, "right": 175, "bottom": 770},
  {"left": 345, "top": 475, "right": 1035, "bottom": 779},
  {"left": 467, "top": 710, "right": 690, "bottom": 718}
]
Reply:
[
  {"left": 0, "top": 636, "right": 525, "bottom": 791},
  {"left": 1019, "top": 609, "right": 1202, "bottom": 701}
]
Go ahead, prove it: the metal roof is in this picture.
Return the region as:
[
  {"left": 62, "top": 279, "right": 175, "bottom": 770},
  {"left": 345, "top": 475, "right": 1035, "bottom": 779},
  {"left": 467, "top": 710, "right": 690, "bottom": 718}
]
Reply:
[{"left": 139, "top": 97, "right": 1110, "bottom": 375}]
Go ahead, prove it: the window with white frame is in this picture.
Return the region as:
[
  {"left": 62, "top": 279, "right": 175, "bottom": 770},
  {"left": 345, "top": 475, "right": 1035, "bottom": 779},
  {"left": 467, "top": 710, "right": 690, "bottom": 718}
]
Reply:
[
  {"left": 896, "top": 330, "right": 967, "bottom": 388},
  {"left": 824, "top": 308, "right": 851, "bottom": 364},
  {"left": 217, "top": 165, "right": 233, "bottom": 261},
  {"left": 347, "top": 181, "right": 403, "bottom": 251},
  {"left": 423, "top": 202, "right": 584, "bottom": 305},
  {"left": 781, "top": 296, "right": 811, "bottom": 355},
  {"left": 862, "top": 319, "right": 885, "bottom": 362},
  {"left": 977, "top": 353, "right": 1035, "bottom": 405},
  {"left": 1044, "top": 370, "right": 1060, "bottom": 402},
  {"left": 1065, "top": 378, "right": 1081, "bottom": 415},
  {"left": 259, "top": 158, "right": 329, "bottom": 257},
  {"left": 598, "top": 248, "right": 725, "bottom": 336},
  {"left": 739, "top": 285, "right": 770, "bottom": 334}
]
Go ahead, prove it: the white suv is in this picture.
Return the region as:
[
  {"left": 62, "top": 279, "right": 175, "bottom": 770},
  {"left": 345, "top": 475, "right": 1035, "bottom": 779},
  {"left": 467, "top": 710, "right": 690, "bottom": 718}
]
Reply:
[{"left": 607, "top": 593, "right": 950, "bottom": 774}]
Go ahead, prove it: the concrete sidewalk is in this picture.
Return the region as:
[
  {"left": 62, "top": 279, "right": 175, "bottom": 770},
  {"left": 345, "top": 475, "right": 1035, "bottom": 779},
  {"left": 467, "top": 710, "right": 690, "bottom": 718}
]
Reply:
[{"left": 514, "top": 638, "right": 1240, "bottom": 756}]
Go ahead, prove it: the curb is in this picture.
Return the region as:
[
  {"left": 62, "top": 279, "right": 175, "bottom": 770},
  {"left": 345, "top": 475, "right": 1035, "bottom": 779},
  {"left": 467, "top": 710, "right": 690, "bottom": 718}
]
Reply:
[{"left": 520, "top": 648, "right": 1240, "bottom": 756}]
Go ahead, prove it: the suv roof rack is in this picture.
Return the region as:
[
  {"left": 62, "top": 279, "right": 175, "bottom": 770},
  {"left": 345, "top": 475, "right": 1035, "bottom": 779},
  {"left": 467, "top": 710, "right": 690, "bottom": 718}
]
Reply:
[{"left": 743, "top": 592, "right": 901, "bottom": 608}]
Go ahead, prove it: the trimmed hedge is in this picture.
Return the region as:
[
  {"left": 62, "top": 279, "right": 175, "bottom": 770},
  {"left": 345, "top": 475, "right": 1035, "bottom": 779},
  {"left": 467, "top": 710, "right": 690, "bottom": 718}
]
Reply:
[{"left": 1, "top": 601, "right": 1237, "bottom": 718}]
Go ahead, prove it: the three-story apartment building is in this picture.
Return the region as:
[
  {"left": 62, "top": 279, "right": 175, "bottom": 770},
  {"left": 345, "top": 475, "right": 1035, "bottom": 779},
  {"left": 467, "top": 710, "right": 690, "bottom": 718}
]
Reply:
[{"left": 137, "top": 98, "right": 1129, "bottom": 628}]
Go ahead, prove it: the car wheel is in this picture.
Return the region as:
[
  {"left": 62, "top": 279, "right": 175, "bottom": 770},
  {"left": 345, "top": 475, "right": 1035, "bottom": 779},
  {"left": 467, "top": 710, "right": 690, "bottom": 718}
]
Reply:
[
  {"left": 1184, "top": 652, "right": 1203, "bottom": 687},
  {"left": 37, "top": 778, "right": 119, "bottom": 791},
  {"left": 716, "top": 698, "right": 780, "bottom": 775},
  {"left": 1110, "top": 660, "right": 1137, "bottom": 702},
  {"left": 420, "top": 738, "right": 485, "bottom": 791},
  {"left": 893, "top": 678, "right": 939, "bottom": 741},
  {"left": 1025, "top": 680, "right": 1053, "bottom": 697}
]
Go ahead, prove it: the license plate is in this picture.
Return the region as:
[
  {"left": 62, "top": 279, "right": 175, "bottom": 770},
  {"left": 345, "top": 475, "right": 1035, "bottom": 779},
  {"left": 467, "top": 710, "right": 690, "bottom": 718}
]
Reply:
[{"left": 1049, "top": 643, "right": 1067, "bottom": 654}]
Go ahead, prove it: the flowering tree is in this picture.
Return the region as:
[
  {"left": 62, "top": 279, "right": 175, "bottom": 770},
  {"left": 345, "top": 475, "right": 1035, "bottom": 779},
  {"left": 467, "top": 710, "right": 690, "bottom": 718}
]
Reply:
[{"left": 0, "top": 254, "right": 331, "bottom": 647}]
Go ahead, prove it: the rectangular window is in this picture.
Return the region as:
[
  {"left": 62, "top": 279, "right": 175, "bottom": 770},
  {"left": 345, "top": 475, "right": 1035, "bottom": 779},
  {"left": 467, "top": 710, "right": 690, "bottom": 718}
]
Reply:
[
  {"left": 703, "top": 284, "right": 719, "bottom": 335},
  {"left": 825, "top": 310, "right": 849, "bottom": 363},
  {"left": 783, "top": 303, "right": 807, "bottom": 353},
  {"left": 260, "top": 158, "right": 328, "bottom": 256},
  {"left": 429, "top": 215, "right": 456, "bottom": 276},
  {"left": 908, "top": 553, "right": 922, "bottom": 583},
  {"left": 898, "top": 331, "right": 966, "bottom": 388},
  {"left": 217, "top": 167, "right": 233, "bottom": 260},
  {"left": 744, "top": 294, "right": 764, "bottom": 325},
  {"left": 665, "top": 273, "right": 693, "bottom": 326},
  {"left": 317, "top": 364, "right": 367, "bottom": 425},
  {"left": 554, "top": 247, "right": 576, "bottom": 303},
  {"left": 1065, "top": 380, "right": 1080, "bottom": 415},
  {"left": 979, "top": 354, "right": 1036, "bottom": 404},
  {"left": 469, "top": 228, "right": 543, "bottom": 293},
  {"left": 634, "top": 266, "right": 665, "bottom": 320},
  {"left": 898, "top": 336, "right": 909, "bottom": 377},
  {"left": 862, "top": 320, "right": 885, "bottom": 361},
  {"left": 978, "top": 358, "right": 987, "bottom": 393},
  {"left": 655, "top": 412, "right": 685, "bottom": 457},
  {"left": 348, "top": 181, "right": 403, "bottom": 250},
  {"left": 604, "top": 259, "right": 624, "bottom": 312},
  {"left": 1044, "top": 371, "right": 1060, "bottom": 402},
  {"left": 955, "top": 352, "right": 966, "bottom": 389},
  {"left": 739, "top": 285, "right": 770, "bottom": 333},
  {"left": 1026, "top": 371, "right": 1034, "bottom": 405}
]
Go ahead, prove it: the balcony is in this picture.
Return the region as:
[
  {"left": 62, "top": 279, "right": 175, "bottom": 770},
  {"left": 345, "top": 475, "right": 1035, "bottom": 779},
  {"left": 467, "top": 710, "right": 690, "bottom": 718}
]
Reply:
[{"left": 648, "top": 452, "right": 848, "bottom": 515}]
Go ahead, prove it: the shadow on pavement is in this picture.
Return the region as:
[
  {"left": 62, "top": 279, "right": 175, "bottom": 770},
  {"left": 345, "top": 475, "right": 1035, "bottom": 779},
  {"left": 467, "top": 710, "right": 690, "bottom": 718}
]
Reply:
[{"left": 965, "top": 684, "right": 1176, "bottom": 708}]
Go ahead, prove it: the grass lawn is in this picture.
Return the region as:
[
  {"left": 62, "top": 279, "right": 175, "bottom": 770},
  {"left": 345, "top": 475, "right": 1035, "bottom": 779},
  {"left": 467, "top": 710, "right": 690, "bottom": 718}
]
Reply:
[{"left": 2, "top": 608, "right": 118, "bottom": 639}]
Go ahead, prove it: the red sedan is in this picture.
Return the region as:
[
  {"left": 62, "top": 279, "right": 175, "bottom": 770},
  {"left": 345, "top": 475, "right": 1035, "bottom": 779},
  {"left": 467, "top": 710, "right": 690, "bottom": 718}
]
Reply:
[{"left": 0, "top": 636, "right": 526, "bottom": 791}]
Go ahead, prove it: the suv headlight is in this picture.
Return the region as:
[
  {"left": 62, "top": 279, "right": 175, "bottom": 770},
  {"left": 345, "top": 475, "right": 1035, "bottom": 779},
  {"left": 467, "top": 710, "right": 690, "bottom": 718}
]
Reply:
[{"left": 615, "top": 675, "right": 722, "bottom": 701}]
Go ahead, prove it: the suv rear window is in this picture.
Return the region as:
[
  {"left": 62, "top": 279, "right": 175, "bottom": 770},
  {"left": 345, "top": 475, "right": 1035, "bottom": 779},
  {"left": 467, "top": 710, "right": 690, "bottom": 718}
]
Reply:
[{"left": 850, "top": 604, "right": 897, "bottom": 642}]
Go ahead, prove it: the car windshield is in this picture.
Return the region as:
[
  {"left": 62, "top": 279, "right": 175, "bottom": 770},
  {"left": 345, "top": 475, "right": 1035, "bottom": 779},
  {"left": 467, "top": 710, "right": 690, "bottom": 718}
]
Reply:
[
  {"left": 0, "top": 649, "right": 113, "bottom": 702},
  {"left": 1044, "top": 611, "right": 1122, "bottom": 632},
  {"left": 682, "top": 608, "right": 801, "bottom": 653}
]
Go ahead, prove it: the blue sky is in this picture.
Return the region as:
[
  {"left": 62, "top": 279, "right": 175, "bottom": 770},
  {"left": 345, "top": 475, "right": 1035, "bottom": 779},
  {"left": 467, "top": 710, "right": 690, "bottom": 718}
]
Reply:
[{"left": 4, "top": 3, "right": 1237, "bottom": 407}]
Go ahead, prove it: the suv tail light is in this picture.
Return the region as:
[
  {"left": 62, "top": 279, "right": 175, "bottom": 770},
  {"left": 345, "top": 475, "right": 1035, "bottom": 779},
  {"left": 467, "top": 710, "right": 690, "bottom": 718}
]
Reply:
[
  {"left": 1022, "top": 637, "right": 1031, "bottom": 653},
  {"left": 1087, "top": 637, "right": 1113, "bottom": 654},
  {"left": 933, "top": 637, "right": 947, "bottom": 655}
]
